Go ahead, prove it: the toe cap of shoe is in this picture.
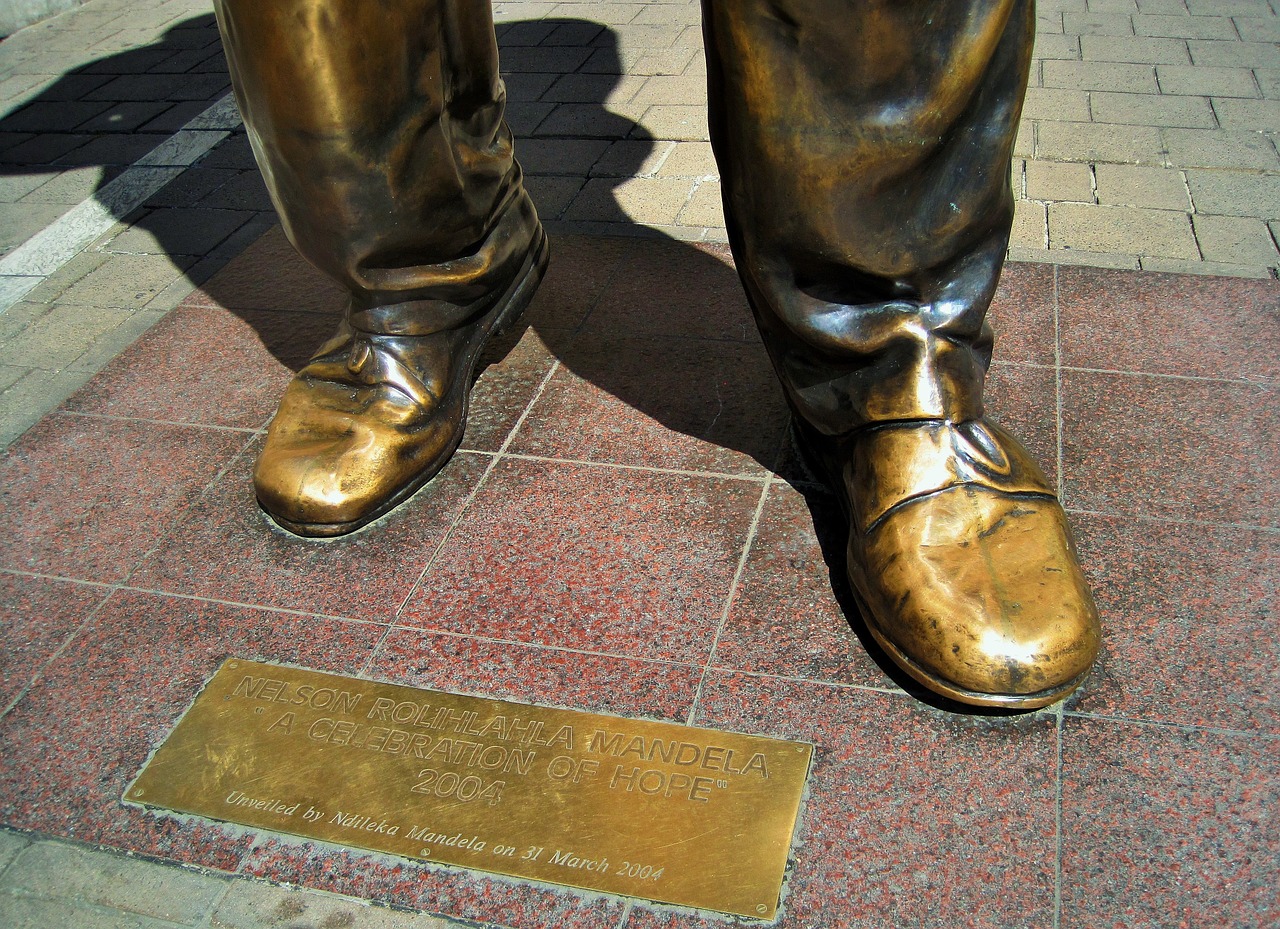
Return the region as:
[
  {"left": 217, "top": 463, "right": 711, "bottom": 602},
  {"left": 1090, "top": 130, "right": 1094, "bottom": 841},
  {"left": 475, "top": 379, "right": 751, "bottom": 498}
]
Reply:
[{"left": 854, "top": 486, "right": 1101, "bottom": 704}]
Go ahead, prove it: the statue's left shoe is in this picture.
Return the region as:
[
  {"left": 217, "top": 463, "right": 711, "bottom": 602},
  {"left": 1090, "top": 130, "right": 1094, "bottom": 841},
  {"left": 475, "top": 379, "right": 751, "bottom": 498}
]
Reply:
[{"left": 799, "top": 417, "right": 1101, "bottom": 708}]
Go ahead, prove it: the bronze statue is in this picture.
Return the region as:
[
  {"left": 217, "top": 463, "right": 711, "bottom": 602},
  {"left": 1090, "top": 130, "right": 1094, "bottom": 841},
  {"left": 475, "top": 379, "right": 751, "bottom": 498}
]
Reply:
[{"left": 211, "top": 0, "right": 1100, "bottom": 709}]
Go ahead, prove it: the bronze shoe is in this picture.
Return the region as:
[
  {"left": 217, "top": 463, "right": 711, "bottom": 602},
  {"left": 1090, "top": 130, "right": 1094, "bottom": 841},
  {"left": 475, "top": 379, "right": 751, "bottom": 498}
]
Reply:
[
  {"left": 254, "top": 230, "right": 549, "bottom": 537},
  {"left": 799, "top": 418, "right": 1100, "bottom": 709}
]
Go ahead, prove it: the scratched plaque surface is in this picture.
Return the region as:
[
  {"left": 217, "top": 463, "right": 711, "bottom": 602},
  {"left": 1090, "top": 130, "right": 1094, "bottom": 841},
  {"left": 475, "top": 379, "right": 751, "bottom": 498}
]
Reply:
[{"left": 129, "top": 659, "right": 812, "bottom": 919}]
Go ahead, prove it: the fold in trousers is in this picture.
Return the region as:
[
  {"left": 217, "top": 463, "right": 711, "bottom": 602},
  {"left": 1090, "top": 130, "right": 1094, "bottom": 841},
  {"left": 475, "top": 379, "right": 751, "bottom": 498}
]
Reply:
[{"left": 213, "top": 0, "right": 1033, "bottom": 426}]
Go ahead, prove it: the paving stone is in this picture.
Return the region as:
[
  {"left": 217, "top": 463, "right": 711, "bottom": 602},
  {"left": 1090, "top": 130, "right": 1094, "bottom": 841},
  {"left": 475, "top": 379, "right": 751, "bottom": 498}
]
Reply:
[
  {"left": 1084, "top": 0, "right": 1141, "bottom": 13},
  {"left": 1211, "top": 96, "right": 1280, "bottom": 129},
  {"left": 1043, "top": 59, "right": 1158, "bottom": 92},
  {"left": 538, "top": 73, "right": 646, "bottom": 104},
  {"left": 0, "top": 133, "right": 95, "bottom": 165},
  {"left": 210, "top": 880, "right": 461, "bottom": 929},
  {"left": 677, "top": 178, "right": 723, "bottom": 227},
  {"left": 1188, "top": 38, "right": 1280, "bottom": 68},
  {"left": 1134, "top": 13, "right": 1243, "bottom": 39},
  {"left": 1185, "top": 169, "right": 1280, "bottom": 216},
  {"left": 103, "top": 207, "right": 253, "bottom": 256},
  {"left": 0, "top": 894, "right": 183, "bottom": 929},
  {"left": 1022, "top": 87, "right": 1092, "bottom": 121},
  {"left": 0, "top": 202, "right": 68, "bottom": 255},
  {"left": 75, "top": 101, "right": 176, "bottom": 134},
  {"left": 52, "top": 133, "right": 165, "bottom": 167},
  {"left": 1063, "top": 11, "right": 1136, "bottom": 34},
  {"left": 1025, "top": 160, "right": 1095, "bottom": 201},
  {"left": 1, "top": 301, "right": 139, "bottom": 369},
  {"left": 658, "top": 140, "right": 717, "bottom": 177},
  {"left": 0, "top": 367, "right": 93, "bottom": 447},
  {"left": 532, "top": 102, "right": 636, "bottom": 139},
  {"left": 1137, "top": 0, "right": 1203, "bottom": 12},
  {"left": 1031, "top": 32, "right": 1081, "bottom": 60},
  {"left": 4, "top": 101, "right": 115, "bottom": 134},
  {"left": 59, "top": 252, "right": 193, "bottom": 307},
  {"left": 1014, "top": 119, "right": 1035, "bottom": 158},
  {"left": 1163, "top": 127, "right": 1280, "bottom": 169},
  {"left": 1235, "top": 16, "right": 1280, "bottom": 42},
  {"left": 521, "top": 174, "right": 585, "bottom": 221},
  {"left": 1192, "top": 213, "right": 1280, "bottom": 264},
  {"left": 1080, "top": 34, "right": 1190, "bottom": 63},
  {"left": 1185, "top": 0, "right": 1273, "bottom": 13},
  {"left": 1093, "top": 163, "right": 1190, "bottom": 209},
  {"left": 584, "top": 46, "right": 697, "bottom": 76},
  {"left": 630, "top": 73, "right": 708, "bottom": 106},
  {"left": 1258, "top": 68, "right": 1280, "bottom": 99},
  {"left": 1049, "top": 201, "right": 1199, "bottom": 257},
  {"left": 517, "top": 139, "right": 611, "bottom": 177},
  {"left": 1010, "top": 200, "right": 1049, "bottom": 249},
  {"left": 1037, "top": 120, "right": 1165, "bottom": 163},
  {"left": 1090, "top": 90, "right": 1216, "bottom": 127},
  {"left": 1157, "top": 63, "right": 1261, "bottom": 96},
  {"left": 589, "top": 139, "right": 673, "bottom": 177},
  {"left": 634, "top": 103, "right": 708, "bottom": 140},
  {"left": 1139, "top": 256, "right": 1274, "bottom": 277},
  {"left": 17, "top": 166, "right": 115, "bottom": 204},
  {"left": 0, "top": 831, "right": 28, "bottom": 874},
  {"left": 502, "top": 101, "right": 555, "bottom": 136},
  {"left": 85, "top": 72, "right": 229, "bottom": 103},
  {"left": 564, "top": 175, "right": 693, "bottom": 224},
  {"left": 66, "top": 308, "right": 167, "bottom": 374},
  {"left": 2, "top": 841, "right": 226, "bottom": 924},
  {"left": 497, "top": 46, "right": 593, "bottom": 74}
]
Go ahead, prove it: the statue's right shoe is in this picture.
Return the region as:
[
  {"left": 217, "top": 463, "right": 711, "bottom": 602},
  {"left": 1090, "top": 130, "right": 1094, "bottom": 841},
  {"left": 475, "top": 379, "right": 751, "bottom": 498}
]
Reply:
[
  {"left": 253, "top": 228, "right": 548, "bottom": 537},
  {"left": 797, "top": 417, "right": 1101, "bottom": 709}
]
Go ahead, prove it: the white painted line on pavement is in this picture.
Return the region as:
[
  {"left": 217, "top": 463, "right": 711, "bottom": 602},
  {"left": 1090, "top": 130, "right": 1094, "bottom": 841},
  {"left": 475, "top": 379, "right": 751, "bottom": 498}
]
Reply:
[{"left": 0, "top": 91, "right": 241, "bottom": 314}]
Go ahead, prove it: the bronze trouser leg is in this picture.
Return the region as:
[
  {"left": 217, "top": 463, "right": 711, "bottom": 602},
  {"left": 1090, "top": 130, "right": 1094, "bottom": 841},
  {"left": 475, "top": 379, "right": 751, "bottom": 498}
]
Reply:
[
  {"left": 212, "top": 0, "right": 547, "bottom": 536},
  {"left": 212, "top": 0, "right": 540, "bottom": 332},
  {"left": 702, "top": 0, "right": 1032, "bottom": 435},
  {"left": 704, "top": 0, "right": 1099, "bottom": 709}
]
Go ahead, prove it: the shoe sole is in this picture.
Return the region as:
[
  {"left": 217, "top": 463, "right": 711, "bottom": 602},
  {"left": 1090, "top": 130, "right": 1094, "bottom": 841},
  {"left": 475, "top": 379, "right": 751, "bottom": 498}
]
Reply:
[
  {"left": 856, "top": 601, "right": 1091, "bottom": 709},
  {"left": 266, "top": 229, "right": 551, "bottom": 539}
]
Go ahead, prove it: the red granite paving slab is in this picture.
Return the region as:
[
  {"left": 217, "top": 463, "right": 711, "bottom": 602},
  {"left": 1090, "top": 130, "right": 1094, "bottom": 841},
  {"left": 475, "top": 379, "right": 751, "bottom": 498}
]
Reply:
[
  {"left": 239, "top": 838, "right": 626, "bottom": 929},
  {"left": 1068, "top": 513, "right": 1280, "bottom": 734},
  {"left": 463, "top": 326, "right": 563, "bottom": 453},
  {"left": 625, "top": 673, "right": 1058, "bottom": 929},
  {"left": 985, "top": 361, "right": 1059, "bottom": 489},
  {"left": 0, "top": 415, "right": 248, "bottom": 583},
  {"left": 372, "top": 628, "right": 700, "bottom": 722},
  {"left": 510, "top": 333, "right": 788, "bottom": 475},
  {"left": 578, "top": 239, "right": 758, "bottom": 344},
  {"left": 1061, "top": 370, "right": 1279, "bottom": 527},
  {"left": 61, "top": 305, "right": 336, "bottom": 427},
  {"left": 711, "top": 482, "right": 891, "bottom": 689},
  {"left": 402, "top": 458, "right": 763, "bottom": 664},
  {"left": 185, "top": 225, "right": 346, "bottom": 315},
  {"left": 0, "top": 589, "right": 380, "bottom": 869},
  {"left": 1059, "top": 266, "right": 1280, "bottom": 382},
  {"left": 1060, "top": 716, "right": 1280, "bottom": 929},
  {"left": 129, "top": 447, "right": 489, "bottom": 624},
  {"left": 0, "top": 573, "right": 108, "bottom": 711},
  {"left": 524, "top": 234, "right": 632, "bottom": 331},
  {"left": 989, "top": 260, "right": 1057, "bottom": 368}
]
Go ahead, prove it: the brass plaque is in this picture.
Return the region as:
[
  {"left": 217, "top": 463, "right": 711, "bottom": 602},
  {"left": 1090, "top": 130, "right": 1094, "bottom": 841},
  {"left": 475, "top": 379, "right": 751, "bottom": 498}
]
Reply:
[{"left": 129, "top": 660, "right": 811, "bottom": 919}]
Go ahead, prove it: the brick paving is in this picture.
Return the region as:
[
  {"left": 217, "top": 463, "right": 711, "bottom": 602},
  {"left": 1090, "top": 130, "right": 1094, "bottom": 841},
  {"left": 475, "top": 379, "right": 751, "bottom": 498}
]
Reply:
[{"left": 0, "top": 0, "right": 1278, "bottom": 927}]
